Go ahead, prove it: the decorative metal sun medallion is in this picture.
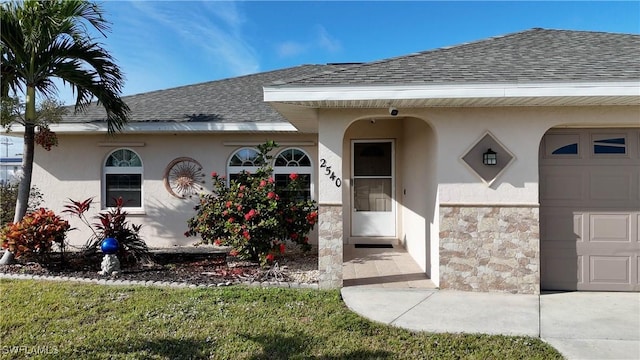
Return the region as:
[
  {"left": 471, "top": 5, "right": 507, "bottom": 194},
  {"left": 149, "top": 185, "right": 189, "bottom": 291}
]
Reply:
[{"left": 163, "top": 157, "right": 205, "bottom": 198}]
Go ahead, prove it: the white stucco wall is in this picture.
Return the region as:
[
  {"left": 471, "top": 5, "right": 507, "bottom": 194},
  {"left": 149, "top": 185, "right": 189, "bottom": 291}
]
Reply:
[
  {"left": 400, "top": 117, "right": 437, "bottom": 275},
  {"left": 32, "top": 133, "right": 318, "bottom": 248}
]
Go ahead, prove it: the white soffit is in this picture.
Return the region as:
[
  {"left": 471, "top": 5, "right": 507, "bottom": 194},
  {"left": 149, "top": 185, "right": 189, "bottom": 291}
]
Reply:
[
  {"left": 4, "top": 122, "right": 298, "bottom": 135},
  {"left": 263, "top": 81, "right": 640, "bottom": 106}
]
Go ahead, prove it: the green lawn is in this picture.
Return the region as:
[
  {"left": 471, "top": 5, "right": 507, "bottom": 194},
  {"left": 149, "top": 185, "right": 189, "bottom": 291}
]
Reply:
[{"left": 0, "top": 280, "right": 563, "bottom": 359}]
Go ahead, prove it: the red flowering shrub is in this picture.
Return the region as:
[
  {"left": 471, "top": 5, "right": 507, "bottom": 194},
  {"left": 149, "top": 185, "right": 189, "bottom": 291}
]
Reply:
[
  {"left": 0, "top": 208, "right": 70, "bottom": 262},
  {"left": 186, "top": 141, "right": 318, "bottom": 266}
]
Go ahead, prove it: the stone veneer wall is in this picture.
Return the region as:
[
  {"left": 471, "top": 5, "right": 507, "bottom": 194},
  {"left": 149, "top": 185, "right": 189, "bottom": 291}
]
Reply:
[
  {"left": 318, "top": 204, "right": 343, "bottom": 289},
  {"left": 439, "top": 205, "right": 540, "bottom": 294}
]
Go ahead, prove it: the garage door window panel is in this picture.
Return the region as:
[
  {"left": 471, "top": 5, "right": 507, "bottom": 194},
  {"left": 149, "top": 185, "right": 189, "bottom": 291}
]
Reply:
[
  {"left": 545, "top": 133, "right": 580, "bottom": 157},
  {"left": 593, "top": 135, "right": 626, "bottom": 155}
]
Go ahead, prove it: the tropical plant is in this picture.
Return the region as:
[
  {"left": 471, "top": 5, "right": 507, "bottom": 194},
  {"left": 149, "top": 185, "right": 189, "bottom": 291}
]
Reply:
[
  {"left": 0, "top": 0, "right": 130, "bottom": 264},
  {"left": 63, "top": 197, "right": 151, "bottom": 264},
  {"left": 0, "top": 208, "right": 70, "bottom": 263},
  {"left": 186, "top": 141, "right": 318, "bottom": 266}
]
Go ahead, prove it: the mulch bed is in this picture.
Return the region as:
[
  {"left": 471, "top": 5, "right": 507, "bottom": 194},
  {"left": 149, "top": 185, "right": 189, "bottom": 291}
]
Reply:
[{"left": 0, "top": 251, "right": 302, "bottom": 286}]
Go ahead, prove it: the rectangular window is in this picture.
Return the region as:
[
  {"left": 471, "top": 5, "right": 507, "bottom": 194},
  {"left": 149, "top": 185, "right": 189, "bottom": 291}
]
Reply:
[
  {"left": 275, "top": 174, "right": 311, "bottom": 202},
  {"left": 106, "top": 174, "right": 142, "bottom": 207}
]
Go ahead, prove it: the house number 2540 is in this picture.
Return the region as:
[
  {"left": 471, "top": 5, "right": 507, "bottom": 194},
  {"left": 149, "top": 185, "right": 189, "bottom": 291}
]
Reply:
[{"left": 319, "top": 159, "right": 342, "bottom": 187}]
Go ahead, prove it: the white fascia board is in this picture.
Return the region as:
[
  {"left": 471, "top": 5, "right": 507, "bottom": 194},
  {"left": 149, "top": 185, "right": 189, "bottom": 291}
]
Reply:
[
  {"left": 4, "top": 122, "right": 298, "bottom": 134},
  {"left": 263, "top": 81, "right": 640, "bottom": 102}
]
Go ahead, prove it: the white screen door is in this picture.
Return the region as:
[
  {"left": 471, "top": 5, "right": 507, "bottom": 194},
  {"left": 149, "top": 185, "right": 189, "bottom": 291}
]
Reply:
[{"left": 351, "top": 140, "right": 395, "bottom": 237}]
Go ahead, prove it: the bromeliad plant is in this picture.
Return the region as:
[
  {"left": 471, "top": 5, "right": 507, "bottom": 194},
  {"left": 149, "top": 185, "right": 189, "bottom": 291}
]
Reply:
[
  {"left": 186, "top": 141, "right": 318, "bottom": 265},
  {"left": 0, "top": 208, "right": 70, "bottom": 263},
  {"left": 63, "top": 197, "right": 151, "bottom": 264}
]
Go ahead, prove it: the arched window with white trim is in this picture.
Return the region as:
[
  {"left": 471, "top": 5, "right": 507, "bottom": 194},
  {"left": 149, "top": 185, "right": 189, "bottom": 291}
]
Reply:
[
  {"left": 104, "top": 149, "right": 143, "bottom": 208},
  {"left": 227, "top": 147, "right": 260, "bottom": 182},
  {"left": 273, "top": 148, "right": 313, "bottom": 201}
]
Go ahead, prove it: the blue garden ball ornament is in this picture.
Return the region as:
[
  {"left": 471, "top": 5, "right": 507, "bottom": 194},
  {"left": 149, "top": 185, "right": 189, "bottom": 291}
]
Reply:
[{"left": 101, "top": 237, "right": 119, "bottom": 254}]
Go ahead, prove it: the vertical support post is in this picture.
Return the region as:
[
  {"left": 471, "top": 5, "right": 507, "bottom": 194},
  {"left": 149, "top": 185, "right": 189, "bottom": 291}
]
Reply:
[
  {"left": 317, "top": 119, "right": 345, "bottom": 288},
  {"left": 318, "top": 204, "right": 343, "bottom": 288}
]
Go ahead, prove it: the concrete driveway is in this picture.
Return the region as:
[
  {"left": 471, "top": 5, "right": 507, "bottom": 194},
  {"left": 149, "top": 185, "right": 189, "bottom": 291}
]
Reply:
[
  {"left": 540, "top": 292, "right": 640, "bottom": 359},
  {"left": 341, "top": 288, "right": 640, "bottom": 359}
]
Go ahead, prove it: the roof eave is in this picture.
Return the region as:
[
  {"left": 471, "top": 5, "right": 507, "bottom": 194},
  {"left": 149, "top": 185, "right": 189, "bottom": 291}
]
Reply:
[
  {"left": 263, "top": 81, "right": 640, "bottom": 104},
  {"left": 3, "top": 122, "right": 298, "bottom": 135}
]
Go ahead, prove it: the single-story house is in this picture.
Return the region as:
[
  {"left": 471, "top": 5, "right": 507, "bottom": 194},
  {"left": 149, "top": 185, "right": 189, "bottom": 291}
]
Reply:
[{"left": 18, "top": 28, "right": 640, "bottom": 293}]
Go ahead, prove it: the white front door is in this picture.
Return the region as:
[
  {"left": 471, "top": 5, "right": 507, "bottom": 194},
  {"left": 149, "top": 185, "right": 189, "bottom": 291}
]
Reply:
[{"left": 351, "top": 140, "right": 396, "bottom": 237}]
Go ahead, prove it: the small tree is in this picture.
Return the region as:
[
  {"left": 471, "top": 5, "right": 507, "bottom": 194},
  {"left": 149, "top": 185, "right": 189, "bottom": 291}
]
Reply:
[{"left": 186, "top": 141, "right": 318, "bottom": 265}]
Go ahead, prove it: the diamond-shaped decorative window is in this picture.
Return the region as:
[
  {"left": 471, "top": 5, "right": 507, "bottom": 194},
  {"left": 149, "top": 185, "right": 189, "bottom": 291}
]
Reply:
[{"left": 461, "top": 132, "right": 515, "bottom": 185}]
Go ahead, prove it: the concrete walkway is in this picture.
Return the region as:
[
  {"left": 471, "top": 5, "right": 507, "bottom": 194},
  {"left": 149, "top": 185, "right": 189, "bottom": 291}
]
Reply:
[{"left": 341, "top": 287, "right": 640, "bottom": 360}]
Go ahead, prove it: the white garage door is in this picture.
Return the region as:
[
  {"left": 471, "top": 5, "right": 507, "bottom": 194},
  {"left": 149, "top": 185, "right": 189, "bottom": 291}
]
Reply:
[{"left": 540, "top": 128, "right": 640, "bottom": 291}]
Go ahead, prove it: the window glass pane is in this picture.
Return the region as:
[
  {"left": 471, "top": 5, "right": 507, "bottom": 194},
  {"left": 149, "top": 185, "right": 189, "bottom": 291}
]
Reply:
[
  {"left": 275, "top": 174, "right": 311, "bottom": 202},
  {"left": 106, "top": 149, "right": 142, "bottom": 167},
  {"left": 594, "top": 145, "right": 626, "bottom": 154},
  {"left": 593, "top": 137, "right": 626, "bottom": 154},
  {"left": 353, "top": 178, "right": 392, "bottom": 212},
  {"left": 229, "top": 148, "right": 259, "bottom": 166},
  {"left": 106, "top": 174, "right": 141, "bottom": 207},
  {"left": 275, "top": 149, "right": 311, "bottom": 167},
  {"left": 552, "top": 143, "right": 578, "bottom": 155},
  {"left": 354, "top": 142, "right": 392, "bottom": 176}
]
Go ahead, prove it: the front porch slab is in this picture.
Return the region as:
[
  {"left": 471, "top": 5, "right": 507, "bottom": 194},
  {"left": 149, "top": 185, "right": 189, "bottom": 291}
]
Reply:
[{"left": 343, "top": 245, "right": 437, "bottom": 288}]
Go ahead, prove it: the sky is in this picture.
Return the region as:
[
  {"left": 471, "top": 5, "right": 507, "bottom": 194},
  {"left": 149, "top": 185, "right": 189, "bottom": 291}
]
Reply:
[{"left": 43, "top": 0, "right": 639, "bottom": 107}]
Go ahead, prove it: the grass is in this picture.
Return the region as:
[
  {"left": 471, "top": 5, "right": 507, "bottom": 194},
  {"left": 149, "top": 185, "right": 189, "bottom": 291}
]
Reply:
[{"left": 0, "top": 280, "right": 563, "bottom": 359}]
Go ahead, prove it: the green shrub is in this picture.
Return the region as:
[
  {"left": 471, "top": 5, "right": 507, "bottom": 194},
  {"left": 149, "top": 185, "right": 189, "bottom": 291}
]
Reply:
[
  {"left": 0, "top": 183, "right": 43, "bottom": 226},
  {"left": 186, "top": 141, "right": 318, "bottom": 265},
  {"left": 0, "top": 208, "right": 70, "bottom": 262}
]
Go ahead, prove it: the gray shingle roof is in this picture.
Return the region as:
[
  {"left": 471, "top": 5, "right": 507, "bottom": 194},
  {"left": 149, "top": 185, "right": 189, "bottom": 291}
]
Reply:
[
  {"left": 64, "top": 28, "right": 639, "bottom": 125},
  {"left": 272, "top": 29, "right": 640, "bottom": 87},
  {"left": 61, "top": 64, "right": 354, "bottom": 123}
]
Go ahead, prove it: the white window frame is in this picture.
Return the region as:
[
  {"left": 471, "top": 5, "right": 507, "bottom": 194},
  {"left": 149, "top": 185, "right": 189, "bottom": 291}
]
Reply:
[
  {"left": 226, "top": 147, "right": 261, "bottom": 185},
  {"left": 273, "top": 147, "right": 314, "bottom": 201},
  {"left": 103, "top": 148, "right": 144, "bottom": 211}
]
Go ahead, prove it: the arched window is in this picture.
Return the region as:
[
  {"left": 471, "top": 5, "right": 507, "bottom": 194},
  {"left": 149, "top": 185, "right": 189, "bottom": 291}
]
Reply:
[
  {"left": 273, "top": 148, "right": 313, "bottom": 201},
  {"left": 104, "top": 149, "right": 143, "bottom": 208},
  {"left": 227, "top": 147, "right": 261, "bottom": 182}
]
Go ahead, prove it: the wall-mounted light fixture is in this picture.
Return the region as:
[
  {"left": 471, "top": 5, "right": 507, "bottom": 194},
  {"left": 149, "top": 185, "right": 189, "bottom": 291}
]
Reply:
[{"left": 483, "top": 148, "right": 497, "bottom": 166}]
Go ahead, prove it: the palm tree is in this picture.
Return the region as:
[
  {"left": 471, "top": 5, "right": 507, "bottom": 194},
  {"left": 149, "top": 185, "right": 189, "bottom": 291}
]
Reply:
[{"left": 0, "top": 0, "right": 129, "bottom": 264}]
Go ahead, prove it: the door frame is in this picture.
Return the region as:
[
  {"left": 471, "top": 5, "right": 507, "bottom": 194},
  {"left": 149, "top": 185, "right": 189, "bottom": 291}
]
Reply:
[{"left": 350, "top": 139, "right": 396, "bottom": 239}]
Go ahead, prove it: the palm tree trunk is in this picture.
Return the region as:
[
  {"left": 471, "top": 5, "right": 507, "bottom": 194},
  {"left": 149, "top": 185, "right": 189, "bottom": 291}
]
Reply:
[
  {"left": 13, "top": 123, "right": 35, "bottom": 222},
  {"left": 1, "top": 87, "right": 36, "bottom": 265},
  {"left": 13, "top": 86, "right": 36, "bottom": 223}
]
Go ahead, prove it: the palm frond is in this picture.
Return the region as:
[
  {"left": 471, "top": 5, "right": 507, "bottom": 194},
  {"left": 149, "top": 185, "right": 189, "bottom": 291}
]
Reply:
[{"left": 0, "top": 0, "right": 129, "bottom": 133}]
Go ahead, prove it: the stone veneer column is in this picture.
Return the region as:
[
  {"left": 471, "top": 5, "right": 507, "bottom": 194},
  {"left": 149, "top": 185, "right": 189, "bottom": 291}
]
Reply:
[
  {"left": 317, "top": 204, "right": 343, "bottom": 289},
  {"left": 439, "top": 205, "right": 540, "bottom": 294}
]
